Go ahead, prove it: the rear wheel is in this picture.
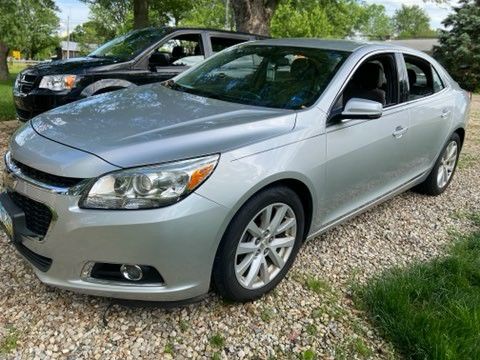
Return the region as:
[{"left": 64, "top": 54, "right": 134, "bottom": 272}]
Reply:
[
  {"left": 213, "top": 186, "right": 304, "bottom": 302},
  {"left": 415, "top": 133, "right": 461, "bottom": 196}
]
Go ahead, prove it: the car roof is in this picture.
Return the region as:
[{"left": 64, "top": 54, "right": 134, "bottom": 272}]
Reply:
[
  {"left": 248, "top": 38, "right": 368, "bottom": 52},
  {"left": 163, "top": 26, "right": 267, "bottom": 38},
  {"left": 246, "top": 38, "right": 434, "bottom": 56}
]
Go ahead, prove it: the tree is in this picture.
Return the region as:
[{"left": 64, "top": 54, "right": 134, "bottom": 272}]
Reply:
[
  {"left": 179, "top": 0, "right": 230, "bottom": 29},
  {"left": 434, "top": 0, "right": 480, "bottom": 91},
  {"left": 0, "top": 0, "right": 21, "bottom": 80},
  {"left": 392, "top": 5, "right": 436, "bottom": 39},
  {"left": 271, "top": 0, "right": 364, "bottom": 38},
  {"left": 358, "top": 4, "right": 392, "bottom": 40},
  {"left": 0, "top": 0, "right": 58, "bottom": 80},
  {"left": 23, "top": 1, "right": 60, "bottom": 59},
  {"left": 231, "top": 0, "right": 279, "bottom": 35},
  {"left": 133, "top": 0, "right": 148, "bottom": 28}
]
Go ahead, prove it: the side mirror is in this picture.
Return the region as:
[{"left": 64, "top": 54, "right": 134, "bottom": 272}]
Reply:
[{"left": 340, "top": 98, "right": 383, "bottom": 120}]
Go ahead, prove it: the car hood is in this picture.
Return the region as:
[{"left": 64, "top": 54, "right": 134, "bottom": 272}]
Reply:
[
  {"left": 23, "top": 57, "right": 117, "bottom": 76},
  {"left": 31, "top": 83, "right": 296, "bottom": 168}
]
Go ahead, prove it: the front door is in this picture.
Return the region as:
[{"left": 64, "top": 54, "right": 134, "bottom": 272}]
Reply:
[{"left": 321, "top": 52, "right": 413, "bottom": 226}]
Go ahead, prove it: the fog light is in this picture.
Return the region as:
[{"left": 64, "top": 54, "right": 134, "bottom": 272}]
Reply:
[{"left": 120, "top": 264, "right": 143, "bottom": 281}]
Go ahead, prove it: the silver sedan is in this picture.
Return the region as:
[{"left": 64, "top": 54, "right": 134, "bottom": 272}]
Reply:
[{"left": 0, "top": 39, "right": 471, "bottom": 302}]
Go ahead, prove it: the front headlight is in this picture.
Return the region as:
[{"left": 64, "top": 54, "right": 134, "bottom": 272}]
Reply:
[
  {"left": 39, "top": 74, "right": 77, "bottom": 91},
  {"left": 80, "top": 155, "right": 219, "bottom": 210}
]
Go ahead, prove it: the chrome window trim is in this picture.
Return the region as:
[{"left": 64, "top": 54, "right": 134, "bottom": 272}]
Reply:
[{"left": 4, "top": 151, "right": 90, "bottom": 195}]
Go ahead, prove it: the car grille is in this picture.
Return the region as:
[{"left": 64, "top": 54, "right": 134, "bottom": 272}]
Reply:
[
  {"left": 12, "top": 159, "right": 84, "bottom": 188},
  {"left": 16, "top": 73, "right": 38, "bottom": 95},
  {"left": 8, "top": 192, "right": 52, "bottom": 237}
]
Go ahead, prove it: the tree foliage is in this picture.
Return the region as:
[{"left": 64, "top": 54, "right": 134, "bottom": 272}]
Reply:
[
  {"left": 0, "top": 0, "right": 59, "bottom": 80},
  {"left": 179, "top": 0, "right": 230, "bottom": 30},
  {"left": 357, "top": 4, "right": 392, "bottom": 40},
  {"left": 434, "top": 0, "right": 480, "bottom": 91},
  {"left": 392, "top": 5, "right": 436, "bottom": 39},
  {"left": 271, "top": 0, "right": 365, "bottom": 38}
]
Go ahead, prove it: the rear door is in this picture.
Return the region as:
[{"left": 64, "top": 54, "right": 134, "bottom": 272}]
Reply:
[
  {"left": 322, "top": 52, "right": 413, "bottom": 226},
  {"left": 399, "top": 53, "right": 454, "bottom": 175}
]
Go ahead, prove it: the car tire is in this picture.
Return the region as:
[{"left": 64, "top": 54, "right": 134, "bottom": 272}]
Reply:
[
  {"left": 414, "top": 133, "right": 461, "bottom": 196},
  {"left": 213, "top": 186, "right": 305, "bottom": 302}
]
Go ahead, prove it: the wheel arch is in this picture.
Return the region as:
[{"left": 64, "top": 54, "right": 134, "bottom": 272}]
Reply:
[
  {"left": 80, "top": 78, "right": 137, "bottom": 97},
  {"left": 453, "top": 127, "right": 465, "bottom": 149},
  {"left": 217, "top": 175, "right": 316, "bottom": 245}
]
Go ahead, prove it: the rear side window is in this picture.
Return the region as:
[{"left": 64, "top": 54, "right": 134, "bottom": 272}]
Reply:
[
  {"left": 403, "top": 54, "right": 443, "bottom": 101},
  {"left": 211, "top": 37, "right": 247, "bottom": 53}
]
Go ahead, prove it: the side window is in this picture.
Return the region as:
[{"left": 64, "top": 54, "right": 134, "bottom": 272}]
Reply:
[
  {"left": 432, "top": 65, "right": 445, "bottom": 93},
  {"left": 149, "top": 33, "right": 203, "bottom": 69},
  {"left": 211, "top": 54, "right": 263, "bottom": 79},
  {"left": 403, "top": 55, "right": 437, "bottom": 100},
  {"left": 335, "top": 53, "right": 398, "bottom": 114},
  {"left": 210, "top": 37, "right": 248, "bottom": 53}
]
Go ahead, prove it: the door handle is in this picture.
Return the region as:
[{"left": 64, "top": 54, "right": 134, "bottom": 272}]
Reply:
[
  {"left": 392, "top": 126, "right": 408, "bottom": 139},
  {"left": 440, "top": 109, "right": 450, "bottom": 119}
]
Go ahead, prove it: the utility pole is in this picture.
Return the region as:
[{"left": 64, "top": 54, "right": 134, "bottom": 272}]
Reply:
[{"left": 66, "top": 13, "right": 70, "bottom": 59}]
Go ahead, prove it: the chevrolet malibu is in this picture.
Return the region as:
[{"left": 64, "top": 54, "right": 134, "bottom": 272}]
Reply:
[{"left": 0, "top": 39, "right": 470, "bottom": 302}]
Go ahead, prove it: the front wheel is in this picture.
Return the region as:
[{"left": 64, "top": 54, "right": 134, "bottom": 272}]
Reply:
[
  {"left": 213, "top": 186, "right": 305, "bottom": 302},
  {"left": 415, "top": 133, "right": 461, "bottom": 196}
]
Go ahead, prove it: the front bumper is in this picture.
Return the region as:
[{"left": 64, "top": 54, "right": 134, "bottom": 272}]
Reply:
[
  {"left": 0, "top": 175, "right": 228, "bottom": 302},
  {"left": 14, "top": 89, "right": 80, "bottom": 122}
]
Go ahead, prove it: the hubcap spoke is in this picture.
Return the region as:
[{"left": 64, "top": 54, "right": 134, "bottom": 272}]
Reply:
[
  {"left": 269, "top": 205, "right": 288, "bottom": 233},
  {"left": 245, "top": 256, "right": 262, "bottom": 288},
  {"left": 260, "top": 205, "right": 273, "bottom": 229},
  {"left": 236, "top": 253, "right": 255, "bottom": 275},
  {"left": 270, "top": 236, "right": 295, "bottom": 249},
  {"left": 236, "top": 241, "right": 258, "bottom": 255},
  {"left": 268, "top": 249, "right": 285, "bottom": 268},
  {"left": 246, "top": 220, "right": 263, "bottom": 238},
  {"left": 275, "top": 217, "right": 295, "bottom": 235}
]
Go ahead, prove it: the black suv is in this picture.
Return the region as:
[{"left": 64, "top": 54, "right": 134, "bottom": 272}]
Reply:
[{"left": 13, "top": 27, "right": 263, "bottom": 121}]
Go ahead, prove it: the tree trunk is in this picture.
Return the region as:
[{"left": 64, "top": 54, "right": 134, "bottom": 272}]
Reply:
[
  {"left": 0, "top": 41, "right": 9, "bottom": 81},
  {"left": 133, "top": 0, "right": 149, "bottom": 29},
  {"left": 231, "top": 0, "right": 279, "bottom": 36}
]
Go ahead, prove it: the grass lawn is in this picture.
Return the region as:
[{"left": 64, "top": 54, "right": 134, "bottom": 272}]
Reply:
[
  {"left": 0, "top": 63, "right": 27, "bottom": 121},
  {"left": 357, "top": 215, "right": 480, "bottom": 360}
]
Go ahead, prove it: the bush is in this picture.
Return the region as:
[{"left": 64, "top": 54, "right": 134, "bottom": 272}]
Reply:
[{"left": 434, "top": 0, "right": 480, "bottom": 92}]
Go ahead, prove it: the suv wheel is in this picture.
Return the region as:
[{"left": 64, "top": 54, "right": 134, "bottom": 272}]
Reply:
[{"left": 213, "top": 186, "right": 304, "bottom": 302}]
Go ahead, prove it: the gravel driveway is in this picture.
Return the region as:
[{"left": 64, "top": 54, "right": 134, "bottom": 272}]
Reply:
[{"left": 0, "top": 96, "right": 479, "bottom": 359}]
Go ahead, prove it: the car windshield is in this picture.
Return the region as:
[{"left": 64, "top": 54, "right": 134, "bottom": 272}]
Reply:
[
  {"left": 88, "top": 28, "right": 167, "bottom": 62},
  {"left": 170, "top": 44, "right": 350, "bottom": 110}
]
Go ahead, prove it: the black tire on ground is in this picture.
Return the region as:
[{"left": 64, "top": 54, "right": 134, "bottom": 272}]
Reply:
[
  {"left": 213, "top": 186, "right": 305, "bottom": 302},
  {"left": 414, "top": 132, "right": 461, "bottom": 196}
]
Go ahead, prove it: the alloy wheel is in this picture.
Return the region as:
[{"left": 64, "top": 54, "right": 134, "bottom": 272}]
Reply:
[
  {"left": 437, "top": 140, "right": 458, "bottom": 188},
  {"left": 234, "top": 203, "right": 297, "bottom": 290}
]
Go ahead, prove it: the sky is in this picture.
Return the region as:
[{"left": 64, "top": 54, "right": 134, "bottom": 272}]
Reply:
[
  {"left": 55, "top": 0, "right": 456, "bottom": 35},
  {"left": 366, "top": 0, "right": 457, "bottom": 29}
]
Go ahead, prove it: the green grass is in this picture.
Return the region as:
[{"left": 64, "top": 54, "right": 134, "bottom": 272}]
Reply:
[
  {"left": 304, "top": 276, "right": 331, "bottom": 294},
  {"left": 209, "top": 333, "right": 225, "bottom": 349},
  {"left": 357, "top": 218, "right": 480, "bottom": 360},
  {"left": 0, "top": 63, "right": 27, "bottom": 121},
  {"left": 0, "top": 326, "right": 18, "bottom": 354}
]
